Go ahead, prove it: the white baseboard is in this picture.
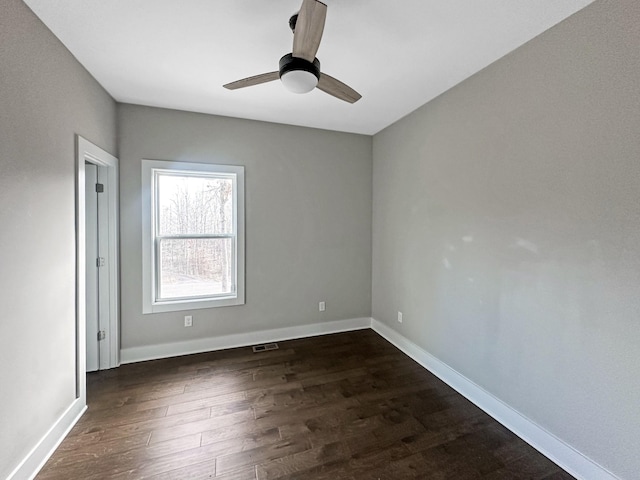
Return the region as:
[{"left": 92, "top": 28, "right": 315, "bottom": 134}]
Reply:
[
  {"left": 371, "top": 318, "right": 619, "bottom": 480},
  {"left": 120, "top": 317, "right": 371, "bottom": 364},
  {"left": 7, "top": 398, "right": 86, "bottom": 480}
]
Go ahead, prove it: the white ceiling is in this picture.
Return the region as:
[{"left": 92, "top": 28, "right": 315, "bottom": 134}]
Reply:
[{"left": 24, "top": 0, "right": 594, "bottom": 135}]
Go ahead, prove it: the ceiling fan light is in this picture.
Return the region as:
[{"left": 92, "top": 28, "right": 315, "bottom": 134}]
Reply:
[
  {"left": 281, "top": 70, "right": 318, "bottom": 93},
  {"left": 278, "top": 53, "right": 321, "bottom": 95}
]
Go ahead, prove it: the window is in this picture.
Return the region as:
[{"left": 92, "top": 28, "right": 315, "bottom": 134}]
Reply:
[{"left": 142, "top": 160, "right": 244, "bottom": 313}]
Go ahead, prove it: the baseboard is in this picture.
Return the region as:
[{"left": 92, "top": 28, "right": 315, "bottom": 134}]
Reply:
[
  {"left": 7, "top": 398, "right": 86, "bottom": 480},
  {"left": 120, "top": 317, "right": 372, "bottom": 364},
  {"left": 370, "top": 318, "right": 619, "bottom": 480}
]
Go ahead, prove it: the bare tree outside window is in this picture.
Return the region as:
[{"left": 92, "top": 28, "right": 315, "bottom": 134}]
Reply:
[{"left": 155, "top": 173, "right": 236, "bottom": 300}]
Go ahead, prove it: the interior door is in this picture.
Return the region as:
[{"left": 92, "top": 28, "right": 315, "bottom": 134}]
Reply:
[{"left": 85, "top": 163, "right": 100, "bottom": 372}]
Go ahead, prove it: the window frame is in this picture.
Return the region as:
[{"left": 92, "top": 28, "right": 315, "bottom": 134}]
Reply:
[{"left": 141, "top": 159, "right": 245, "bottom": 314}]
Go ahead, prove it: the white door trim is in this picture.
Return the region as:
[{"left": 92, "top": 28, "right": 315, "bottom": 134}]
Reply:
[{"left": 76, "top": 135, "right": 119, "bottom": 392}]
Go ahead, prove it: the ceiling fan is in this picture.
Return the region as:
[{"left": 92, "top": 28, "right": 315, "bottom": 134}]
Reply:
[{"left": 223, "top": 0, "right": 361, "bottom": 103}]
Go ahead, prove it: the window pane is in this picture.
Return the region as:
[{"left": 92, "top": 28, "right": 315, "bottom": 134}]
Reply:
[
  {"left": 158, "top": 238, "right": 234, "bottom": 300},
  {"left": 157, "top": 173, "right": 233, "bottom": 235}
]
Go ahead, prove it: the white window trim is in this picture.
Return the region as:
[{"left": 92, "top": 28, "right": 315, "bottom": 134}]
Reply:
[{"left": 141, "top": 159, "right": 245, "bottom": 314}]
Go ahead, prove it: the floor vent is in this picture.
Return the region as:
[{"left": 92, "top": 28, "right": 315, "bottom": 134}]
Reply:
[{"left": 252, "top": 343, "right": 279, "bottom": 353}]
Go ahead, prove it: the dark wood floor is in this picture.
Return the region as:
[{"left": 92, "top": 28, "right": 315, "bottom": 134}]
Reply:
[{"left": 36, "top": 330, "right": 574, "bottom": 479}]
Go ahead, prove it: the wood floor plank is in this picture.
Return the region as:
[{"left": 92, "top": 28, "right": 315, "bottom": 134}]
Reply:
[
  {"left": 255, "top": 441, "right": 349, "bottom": 479},
  {"left": 200, "top": 425, "right": 280, "bottom": 448},
  {"left": 145, "top": 457, "right": 218, "bottom": 480},
  {"left": 70, "top": 405, "right": 169, "bottom": 435},
  {"left": 201, "top": 426, "right": 281, "bottom": 451},
  {"left": 39, "top": 432, "right": 151, "bottom": 471},
  {"left": 36, "top": 433, "right": 202, "bottom": 480},
  {"left": 99, "top": 407, "right": 211, "bottom": 442},
  {"left": 36, "top": 330, "right": 575, "bottom": 480},
  {"left": 148, "top": 408, "right": 254, "bottom": 444},
  {"left": 216, "top": 436, "right": 312, "bottom": 476},
  {"left": 143, "top": 389, "right": 246, "bottom": 415}
]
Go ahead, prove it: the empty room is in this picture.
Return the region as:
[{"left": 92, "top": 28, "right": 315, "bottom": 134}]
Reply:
[{"left": 1, "top": 0, "right": 639, "bottom": 479}]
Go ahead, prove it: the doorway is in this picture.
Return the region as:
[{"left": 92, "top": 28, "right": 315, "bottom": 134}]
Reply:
[{"left": 76, "top": 136, "right": 119, "bottom": 399}]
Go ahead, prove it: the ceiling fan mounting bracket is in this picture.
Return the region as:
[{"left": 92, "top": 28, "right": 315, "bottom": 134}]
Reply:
[{"left": 289, "top": 13, "right": 298, "bottom": 33}]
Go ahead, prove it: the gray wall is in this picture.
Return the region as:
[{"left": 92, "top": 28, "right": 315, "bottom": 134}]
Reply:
[
  {"left": 0, "top": 0, "right": 117, "bottom": 477},
  {"left": 372, "top": 0, "right": 640, "bottom": 477},
  {"left": 118, "top": 104, "right": 372, "bottom": 350}
]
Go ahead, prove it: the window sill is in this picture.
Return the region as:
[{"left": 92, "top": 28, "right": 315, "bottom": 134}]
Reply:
[{"left": 142, "top": 295, "right": 245, "bottom": 314}]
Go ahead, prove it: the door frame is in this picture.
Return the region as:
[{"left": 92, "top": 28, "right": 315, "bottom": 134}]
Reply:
[{"left": 76, "top": 135, "right": 119, "bottom": 399}]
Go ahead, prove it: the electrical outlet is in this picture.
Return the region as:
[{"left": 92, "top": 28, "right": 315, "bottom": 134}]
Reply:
[
  {"left": 397, "top": 311, "right": 403, "bottom": 323},
  {"left": 184, "top": 315, "right": 193, "bottom": 327},
  {"left": 319, "top": 301, "right": 326, "bottom": 312}
]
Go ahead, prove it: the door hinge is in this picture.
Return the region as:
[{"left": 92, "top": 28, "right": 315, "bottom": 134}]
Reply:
[
  {"left": 96, "top": 257, "right": 106, "bottom": 267},
  {"left": 95, "top": 183, "right": 104, "bottom": 193},
  {"left": 98, "top": 330, "right": 106, "bottom": 341}
]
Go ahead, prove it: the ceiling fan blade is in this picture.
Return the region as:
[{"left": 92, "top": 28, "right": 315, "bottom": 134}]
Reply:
[
  {"left": 223, "top": 72, "right": 280, "bottom": 90},
  {"left": 292, "top": 0, "right": 327, "bottom": 62},
  {"left": 317, "top": 73, "right": 362, "bottom": 103}
]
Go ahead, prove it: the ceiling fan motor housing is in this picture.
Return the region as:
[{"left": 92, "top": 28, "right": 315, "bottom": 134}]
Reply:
[
  {"left": 279, "top": 53, "right": 321, "bottom": 93},
  {"left": 279, "top": 53, "right": 321, "bottom": 80}
]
